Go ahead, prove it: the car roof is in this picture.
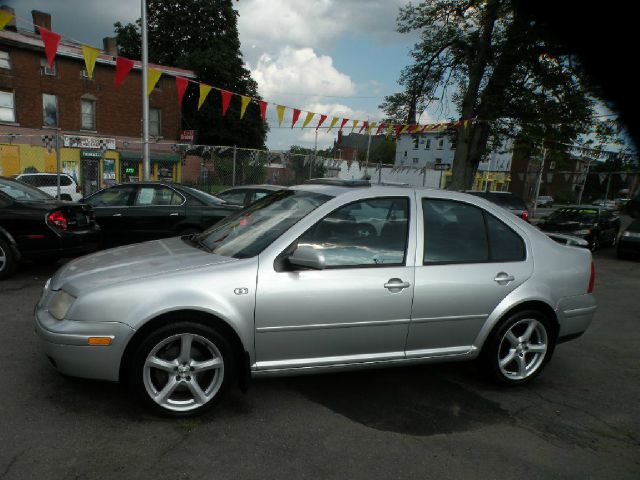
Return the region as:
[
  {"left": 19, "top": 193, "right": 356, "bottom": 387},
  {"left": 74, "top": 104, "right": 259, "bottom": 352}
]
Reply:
[
  {"left": 17, "top": 172, "right": 72, "bottom": 177},
  {"left": 221, "top": 184, "right": 284, "bottom": 191}
]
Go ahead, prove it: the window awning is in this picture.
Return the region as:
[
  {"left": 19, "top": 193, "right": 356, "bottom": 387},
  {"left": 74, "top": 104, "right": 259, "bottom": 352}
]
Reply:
[{"left": 119, "top": 151, "right": 181, "bottom": 163}]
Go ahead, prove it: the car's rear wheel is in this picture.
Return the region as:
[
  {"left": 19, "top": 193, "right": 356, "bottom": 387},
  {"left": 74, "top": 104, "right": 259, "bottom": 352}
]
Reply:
[
  {"left": 483, "top": 310, "right": 555, "bottom": 385},
  {"left": 128, "top": 321, "right": 235, "bottom": 416},
  {"left": 0, "top": 237, "right": 17, "bottom": 280}
]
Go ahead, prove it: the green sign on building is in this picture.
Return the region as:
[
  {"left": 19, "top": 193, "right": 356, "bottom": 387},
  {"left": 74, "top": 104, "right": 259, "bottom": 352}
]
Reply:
[{"left": 80, "top": 149, "right": 103, "bottom": 159}]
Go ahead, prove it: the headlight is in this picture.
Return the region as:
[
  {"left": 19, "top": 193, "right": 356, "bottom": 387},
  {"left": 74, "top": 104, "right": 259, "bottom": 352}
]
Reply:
[
  {"left": 48, "top": 291, "right": 76, "bottom": 320},
  {"left": 622, "top": 231, "right": 640, "bottom": 238},
  {"left": 573, "top": 229, "right": 592, "bottom": 235}
]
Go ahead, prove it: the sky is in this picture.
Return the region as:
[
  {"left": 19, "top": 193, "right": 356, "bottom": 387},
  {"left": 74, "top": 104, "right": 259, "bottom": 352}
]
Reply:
[{"left": 6, "top": 0, "right": 428, "bottom": 151}]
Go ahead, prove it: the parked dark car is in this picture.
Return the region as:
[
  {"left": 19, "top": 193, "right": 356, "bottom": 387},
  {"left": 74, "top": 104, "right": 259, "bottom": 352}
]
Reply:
[
  {"left": 538, "top": 206, "right": 620, "bottom": 251},
  {"left": 83, "top": 182, "right": 242, "bottom": 246},
  {"left": 617, "top": 219, "right": 640, "bottom": 259},
  {"left": 0, "top": 177, "right": 100, "bottom": 279},
  {"left": 465, "top": 191, "right": 530, "bottom": 221},
  {"left": 216, "top": 184, "right": 285, "bottom": 207}
]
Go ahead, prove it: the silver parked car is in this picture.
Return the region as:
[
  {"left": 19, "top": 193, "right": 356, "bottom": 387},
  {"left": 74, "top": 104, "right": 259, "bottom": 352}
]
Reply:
[{"left": 34, "top": 182, "right": 596, "bottom": 416}]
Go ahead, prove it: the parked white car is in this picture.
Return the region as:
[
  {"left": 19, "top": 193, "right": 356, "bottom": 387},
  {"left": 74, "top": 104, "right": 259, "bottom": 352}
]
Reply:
[{"left": 15, "top": 173, "right": 82, "bottom": 202}]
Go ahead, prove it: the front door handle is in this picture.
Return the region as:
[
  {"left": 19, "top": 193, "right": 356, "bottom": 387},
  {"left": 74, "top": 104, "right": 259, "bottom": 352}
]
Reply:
[
  {"left": 112, "top": 213, "right": 122, "bottom": 217},
  {"left": 169, "top": 212, "right": 179, "bottom": 216},
  {"left": 494, "top": 272, "right": 515, "bottom": 285},
  {"left": 384, "top": 278, "right": 411, "bottom": 292}
]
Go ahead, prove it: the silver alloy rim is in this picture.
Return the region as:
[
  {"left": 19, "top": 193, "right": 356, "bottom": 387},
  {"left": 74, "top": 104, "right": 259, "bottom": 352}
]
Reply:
[
  {"left": 0, "top": 244, "right": 6, "bottom": 272},
  {"left": 498, "top": 318, "right": 548, "bottom": 381},
  {"left": 143, "top": 333, "right": 224, "bottom": 412}
]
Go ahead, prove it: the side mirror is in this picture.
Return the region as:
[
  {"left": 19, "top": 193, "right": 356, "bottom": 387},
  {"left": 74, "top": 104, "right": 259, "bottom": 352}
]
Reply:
[{"left": 288, "top": 246, "right": 326, "bottom": 270}]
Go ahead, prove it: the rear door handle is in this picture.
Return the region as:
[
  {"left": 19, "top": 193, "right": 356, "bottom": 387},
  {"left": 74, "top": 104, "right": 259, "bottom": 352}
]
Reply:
[
  {"left": 494, "top": 272, "right": 515, "bottom": 285},
  {"left": 112, "top": 213, "right": 122, "bottom": 217},
  {"left": 169, "top": 212, "right": 179, "bottom": 216},
  {"left": 384, "top": 278, "right": 411, "bottom": 292}
]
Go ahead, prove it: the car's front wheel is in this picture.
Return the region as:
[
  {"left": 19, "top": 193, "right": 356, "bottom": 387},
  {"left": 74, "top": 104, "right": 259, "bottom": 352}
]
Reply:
[
  {"left": 483, "top": 311, "right": 555, "bottom": 385},
  {"left": 128, "top": 321, "right": 235, "bottom": 416}
]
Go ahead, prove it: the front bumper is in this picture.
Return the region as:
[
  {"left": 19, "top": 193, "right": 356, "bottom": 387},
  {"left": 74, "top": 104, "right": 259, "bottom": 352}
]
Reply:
[{"left": 34, "top": 301, "right": 134, "bottom": 382}]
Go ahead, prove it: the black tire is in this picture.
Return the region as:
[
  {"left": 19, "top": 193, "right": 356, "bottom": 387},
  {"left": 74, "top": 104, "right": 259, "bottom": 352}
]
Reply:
[
  {"left": 127, "top": 321, "right": 235, "bottom": 417},
  {"left": 481, "top": 310, "right": 556, "bottom": 386},
  {"left": 589, "top": 234, "right": 599, "bottom": 252},
  {"left": 0, "top": 237, "right": 17, "bottom": 280}
]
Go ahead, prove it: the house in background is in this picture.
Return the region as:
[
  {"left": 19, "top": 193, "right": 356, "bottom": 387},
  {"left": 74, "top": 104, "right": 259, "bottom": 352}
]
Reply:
[{"left": 0, "top": 7, "right": 195, "bottom": 195}]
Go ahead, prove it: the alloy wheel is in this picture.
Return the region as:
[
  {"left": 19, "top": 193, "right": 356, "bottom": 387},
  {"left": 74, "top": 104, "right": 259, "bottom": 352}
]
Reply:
[
  {"left": 497, "top": 318, "right": 548, "bottom": 381},
  {"left": 143, "top": 333, "right": 225, "bottom": 412},
  {"left": 0, "top": 244, "right": 5, "bottom": 272}
]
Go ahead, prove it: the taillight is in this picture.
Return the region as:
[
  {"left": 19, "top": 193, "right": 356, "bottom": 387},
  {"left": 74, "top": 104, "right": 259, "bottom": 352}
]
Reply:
[
  {"left": 48, "top": 210, "right": 68, "bottom": 231},
  {"left": 76, "top": 184, "right": 81, "bottom": 193},
  {"left": 522, "top": 210, "right": 529, "bottom": 222},
  {"left": 587, "top": 261, "right": 595, "bottom": 293}
]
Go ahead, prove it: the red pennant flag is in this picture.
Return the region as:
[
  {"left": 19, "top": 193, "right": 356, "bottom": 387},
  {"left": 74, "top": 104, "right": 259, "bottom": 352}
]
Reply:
[
  {"left": 175, "top": 77, "right": 189, "bottom": 105},
  {"left": 115, "top": 57, "right": 134, "bottom": 87},
  {"left": 259, "top": 101, "right": 267, "bottom": 122},
  {"left": 375, "top": 123, "right": 386, "bottom": 136},
  {"left": 291, "top": 108, "right": 301, "bottom": 128},
  {"left": 359, "top": 121, "right": 368, "bottom": 134},
  {"left": 453, "top": 120, "right": 462, "bottom": 128},
  {"left": 220, "top": 90, "right": 232, "bottom": 116},
  {"left": 407, "top": 124, "right": 417, "bottom": 134},
  {"left": 394, "top": 124, "right": 402, "bottom": 138},
  {"left": 339, "top": 118, "right": 349, "bottom": 132},
  {"left": 38, "top": 27, "right": 61, "bottom": 69},
  {"left": 316, "top": 114, "right": 327, "bottom": 130}
]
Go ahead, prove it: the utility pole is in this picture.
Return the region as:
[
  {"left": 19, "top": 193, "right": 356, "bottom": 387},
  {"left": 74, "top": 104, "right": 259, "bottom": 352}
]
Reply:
[
  {"left": 532, "top": 145, "right": 547, "bottom": 219},
  {"left": 576, "top": 157, "right": 593, "bottom": 206},
  {"left": 364, "top": 124, "right": 372, "bottom": 178},
  {"left": 310, "top": 130, "right": 318, "bottom": 179},
  {"left": 141, "top": 0, "right": 150, "bottom": 180},
  {"left": 55, "top": 128, "right": 61, "bottom": 199}
]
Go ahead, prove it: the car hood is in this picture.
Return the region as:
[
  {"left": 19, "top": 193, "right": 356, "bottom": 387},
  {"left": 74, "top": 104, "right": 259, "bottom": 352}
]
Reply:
[{"left": 51, "top": 237, "right": 237, "bottom": 294}]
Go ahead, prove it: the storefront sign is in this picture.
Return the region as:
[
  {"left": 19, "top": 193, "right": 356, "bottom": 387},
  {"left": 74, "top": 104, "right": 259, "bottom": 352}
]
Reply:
[
  {"left": 80, "top": 149, "right": 103, "bottom": 159},
  {"left": 179, "top": 130, "right": 196, "bottom": 143},
  {"left": 64, "top": 135, "right": 116, "bottom": 150}
]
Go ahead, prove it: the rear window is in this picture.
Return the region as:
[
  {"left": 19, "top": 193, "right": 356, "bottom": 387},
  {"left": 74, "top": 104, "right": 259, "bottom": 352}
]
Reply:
[
  {"left": 18, "top": 174, "right": 72, "bottom": 187},
  {"left": 486, "top": 193, "right": 527, "bottom": 209}
]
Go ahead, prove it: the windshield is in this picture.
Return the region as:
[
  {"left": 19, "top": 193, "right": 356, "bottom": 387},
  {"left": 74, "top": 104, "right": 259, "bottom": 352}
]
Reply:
[
  {"left": 0, "top": 178, "right": 53, "bottom": 201},
  {"left": 194, "top": 189, "right": 332, "bottom": 258},
  {"left": 548, "top": 207, "right": 599, "bottom": 222}
]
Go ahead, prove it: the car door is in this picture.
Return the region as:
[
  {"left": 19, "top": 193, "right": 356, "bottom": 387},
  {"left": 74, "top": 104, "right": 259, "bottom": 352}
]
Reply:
[
  {"left": 126, "top": 185, "right": 186, "bottom": 242},
  {"left": 254, "top": 195, "right": 416, "bottom": 371},
  {"left": 84, "top": 184, "right": 137, "bottom": 246},
  {"left": 406, "top": 196, "right": 533, "bottom": 357}
]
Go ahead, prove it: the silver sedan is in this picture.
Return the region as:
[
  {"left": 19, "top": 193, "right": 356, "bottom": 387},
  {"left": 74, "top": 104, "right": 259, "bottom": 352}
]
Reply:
[{"left": 34, "top": 182, "right": 596, "bottom": 416}]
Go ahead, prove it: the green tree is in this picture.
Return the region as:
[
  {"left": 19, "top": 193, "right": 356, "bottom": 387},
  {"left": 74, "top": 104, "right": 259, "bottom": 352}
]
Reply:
[
  {"left": 369, "top": 138, "right": 397, "bottom": 164},
  {"left": 382, "top": 0, "right": 596, "bottom": 190},
  {"left": 114, "top": 0, "right": 267, "bottom": 148}
]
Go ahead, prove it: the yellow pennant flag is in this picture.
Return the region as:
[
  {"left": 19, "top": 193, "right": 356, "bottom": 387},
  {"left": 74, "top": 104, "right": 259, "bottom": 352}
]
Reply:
[
  {"left": 301, "top": 111, "right": 314, "bottom": 129},
  {"left": 386, "top": 123, "right": 394, "bottom": 137},
  {"left": 351, "top": 119, "right": 359, "bottom": 133},
  {"left": 367, "top": 122, "right": 377, "bottom": 134},
  {"left": 240, "top": 95, "right": 251, "bottom": 119},
  {"left": 146, "top": 67, "right": 162, "bottom": 96},
  {"left": 326, "top": 116, "right": 339, "bottom": 133},
  {"left": 463, "top": 119, "right": 470, "bottom": 128},
  {"left": 0, "top": 10, "right": 14, "bottom": 30},
  {"left": 399, "top": 124, "right": 410, "bottom": 135},
  {"left": 81, "top": 45, "right": 100, "bottom": 80},
  {"left": 198, "top": 84, "right": 212, "bottom": 110},
  {"left": 276, "top": 105, "right": 286, "bottom": 127}
]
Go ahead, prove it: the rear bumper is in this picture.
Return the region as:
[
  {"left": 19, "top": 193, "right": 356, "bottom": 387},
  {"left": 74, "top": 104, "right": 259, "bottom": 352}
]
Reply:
[
  {"left": 617, "top": 237, "right": 640, "bottom": 256},
  {"left": 556, "top": 294, "right": 597, "bottom": 340},
  {"left": 21, "top": 228, "right": 102, "bottom": 260},
  {"left": 33, "top": 304, "right": 133, "bottom": 382}
]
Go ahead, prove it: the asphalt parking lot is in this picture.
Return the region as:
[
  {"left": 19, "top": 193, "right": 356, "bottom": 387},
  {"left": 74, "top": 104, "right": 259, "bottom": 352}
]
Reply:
[{"left": 1, "top": 245, "right": 639, "bottom": 479}]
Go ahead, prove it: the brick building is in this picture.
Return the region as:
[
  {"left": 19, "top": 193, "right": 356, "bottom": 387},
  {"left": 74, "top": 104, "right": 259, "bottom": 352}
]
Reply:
[{"left": 0, "top": 7, "right": 196, "bottom": 195}]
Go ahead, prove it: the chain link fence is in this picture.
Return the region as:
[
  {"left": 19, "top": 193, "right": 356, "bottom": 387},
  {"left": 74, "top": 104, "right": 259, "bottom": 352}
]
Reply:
[{"left": 2, "top": 133, "right": 639, "bottom": 205}]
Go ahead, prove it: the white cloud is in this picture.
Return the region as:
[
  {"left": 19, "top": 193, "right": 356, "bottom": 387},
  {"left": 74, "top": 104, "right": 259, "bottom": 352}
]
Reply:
[{"left": 251, "top": 47, "right": 356, "bottom": 103}]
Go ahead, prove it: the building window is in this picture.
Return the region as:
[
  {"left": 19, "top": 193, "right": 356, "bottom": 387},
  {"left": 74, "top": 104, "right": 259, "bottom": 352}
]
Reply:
[
  {"left": 42, "top": 94, "right": 58, "bottom": 127},
  {"left": 450, "top": 138, "right": 456, "bottom": 150},
  {"left": 80, "top": 68, "right": 92, "bottom": 80},
  {"left": 435, "top": 158, "right": 442, "bottom": 164},
  {"left": 0, "top": 90, "right": 16, "bottom": 122},
  {"left": 413, "top": 136, "right": 419, "bottom": 149},
  {"left": 424, "top": 139, "right": 431, "bottom": 149},
  {"left": 149, "top": 108, "right": 161, "bottom": 136},
  {"left": 40, "top": 58, "right": 57, "bottom": 76},
  {"left": 403, "top": 151, "right": 407, "bottom": 157},
  {"left": 413, "top": 158, "right": 419, "bottom": 164},
  {"left": 437, "top": 138, "right": 444, "bottom": 150},
  {"left": 81, "top": 99, "right": 95, "bottom": 130},
  {"left": 0, "top": 51, "right": 11, "bottom": 70}
]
